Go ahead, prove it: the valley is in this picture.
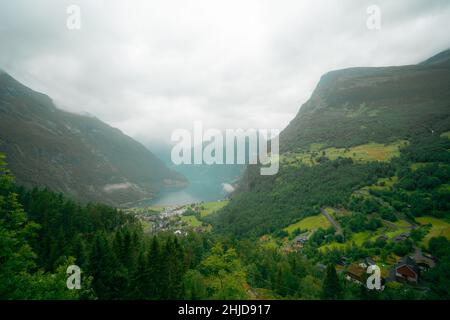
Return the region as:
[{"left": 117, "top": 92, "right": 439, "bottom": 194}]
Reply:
[
  {"left": 0, "top": 71, "right": 187, "bottom": 206},
  {"left": 1, "top": 49, "right": 450, "bottom": 301}
]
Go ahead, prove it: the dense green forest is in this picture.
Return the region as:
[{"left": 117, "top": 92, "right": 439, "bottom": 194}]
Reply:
[
  {"left": 2, "top": 143, "right": 450, "bottom": 299},
  {"left": 208, "top": 134, "right": 450, "bottom": 237},
  {"left": 207, "top": 159, "right": 394, "bottom": 237},
  {"left": 203, "top": 132, "right": 450, "bottom": 299}
]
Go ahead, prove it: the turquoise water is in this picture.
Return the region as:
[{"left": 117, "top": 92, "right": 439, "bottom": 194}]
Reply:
[{"left": 138, "top": 181, "right": 227, "bottom": 207}]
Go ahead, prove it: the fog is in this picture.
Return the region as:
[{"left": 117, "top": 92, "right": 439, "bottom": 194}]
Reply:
[{"left": 1, "top": 0, "right": 449, "bottom": 145}]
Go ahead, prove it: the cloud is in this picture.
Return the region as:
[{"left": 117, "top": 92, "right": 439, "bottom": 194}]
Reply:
[
  {"left": 1, "top": 0, "right": 449, "bottom": 145},
  {"left": 222, "top": 183, "right": 235, "bottom": 194}
]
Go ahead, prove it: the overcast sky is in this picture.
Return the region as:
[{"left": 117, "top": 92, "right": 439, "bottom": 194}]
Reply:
[{"left": 1, "top": 0, "right": 449, "bottom": 145}]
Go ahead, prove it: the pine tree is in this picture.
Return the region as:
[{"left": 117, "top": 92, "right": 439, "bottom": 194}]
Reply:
[
  {"left": 166, "top": 237, "right": 185, "bottom": 298},
  {"left": 89, "top": 233, "right": 119, "bottom": 299},
  {"left": 1, "top": 153, "right": 89, "bottom": 299},
  {"left": 146, "top": 237, "right": 164, "bottom": 299},
  {"left": 0, "top": 154, "right": 35, "bottom": 297},
  {"left": 129, "top": 251, "right": 148, "bottom": 299},
  {"left": 321, "top": 264, "right": 342, "bottom": 300}
]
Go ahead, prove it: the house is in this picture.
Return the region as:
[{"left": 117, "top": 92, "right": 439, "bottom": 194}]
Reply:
[
  {"left": 412, "top": 248, "right": 436, "bottom": 271},
  {"left": 294, "top": 234, "right": 309, "bottom": 245},
  {"left": 359, "top": 257, "right": 377, "bottom": 269},
  {"left": 174, "top": 229, "right": 187, "bottom": 236},
  {"left": 365, "top": 257, "right": 376, "bottom": 266},
  {"left": 337, "top": 256, "right": 349, "bottom": 266},
  {"left": 393, "top": 232, "right": 410, "bottom": 243},
  {"left": 193, "top": 226, "right": 207, "bottom": 233},
  {"left": 345, "top": 264, "right": 366, "bottom": 285},
  {"left": 395, "top": 256, "right": 420, "bottom": 283}
]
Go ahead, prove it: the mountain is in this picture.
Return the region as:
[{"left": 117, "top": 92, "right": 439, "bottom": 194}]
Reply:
[
  {"left": 280, "top": 49, "right": 450, "bottom": 152},
  {"left": 420, "top": 48, "right": 450, "bottom": 66},
  {"left": 0, "top": 70, "right": 186, "bottom": 206},
  {"left": 208, "top": 49, "right": 450, "bottom": 237}
]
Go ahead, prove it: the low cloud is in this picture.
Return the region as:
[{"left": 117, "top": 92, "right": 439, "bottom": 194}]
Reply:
[
  {"left": 222, "top": 183, "right": 235, "bottom": 194},
  {"left": 0, "top": 0, "right": 449, "bottom": 145}
]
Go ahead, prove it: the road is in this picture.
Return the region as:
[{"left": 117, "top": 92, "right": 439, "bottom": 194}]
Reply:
[{"left": 321, "top": 208, "right": 343, "bottom": 235}]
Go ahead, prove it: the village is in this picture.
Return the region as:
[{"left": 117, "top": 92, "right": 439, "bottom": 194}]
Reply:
[
  {"left": 256, "top": 204, "right": 443, "bottom": 292},
  {"left": 336, "top": 248, "right": 436, "bottom": 290},
  {"left": 125, "top": 195, "right": 445, "bottom": 293},
  {"left": 125, "top": 201, "right": 225, "bottom": 236},
  {"left": 265, "top": 231, "right": 437, "bottom": 290}
]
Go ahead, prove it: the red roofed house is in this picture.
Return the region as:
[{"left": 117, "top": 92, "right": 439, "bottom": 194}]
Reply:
[{"left": 395, "top": 257, "right": 419, "bottom": 284}]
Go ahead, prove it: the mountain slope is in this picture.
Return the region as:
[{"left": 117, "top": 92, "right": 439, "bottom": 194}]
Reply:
[
  {"left": 208, "top": 49, "right": 450, "bottom": 237},
  {"left": 0, "top": 70, "right": 186, "bottom": 206},
  {"left": 280, "top": 50, "right": 450, "bottom": 152}
]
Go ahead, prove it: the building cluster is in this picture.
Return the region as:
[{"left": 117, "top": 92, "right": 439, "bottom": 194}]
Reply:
[{"left": 340, "top": 249, "right": 436, "bottom": 288}]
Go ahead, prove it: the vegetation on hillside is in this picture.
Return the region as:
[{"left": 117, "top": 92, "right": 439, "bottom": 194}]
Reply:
[
  {"left": 2, "top": 50, "right": 450, "bottom": 301},
  {"left": 0, "top": 72, "right": 186, "bottom": 206}
]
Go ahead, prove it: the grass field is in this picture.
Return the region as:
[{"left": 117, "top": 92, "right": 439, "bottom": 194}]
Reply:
[
  {"left": 319, "top": 219, "right": 411, "bottom": 252},
  {"left": 392, "top": 219, "right": 410, "bottom": 228},
  {"left": 325, "top": 207, "right": 352, "bottom": 218},
  {"left": 284, "top": 214, "right": 331, "bottom": 234},
  {"left": 145, "top": 206, "right": 165, "bottom": 213},
  {"left": 384, "top": 229, "right": 409, "bottom": 240},
  {"left": 416, "top": 216, "right": 450, "bottom": 245},
  {"left": 320, "top": 231, "right": 372, "bottom": 251},
  {"left": 357, "top": 177, "right": 399, "bottom": 195},
  {"left": 333, "top": 217, "right": 450, "bottom": 248},
  {"left": 281, "top": 140, "right": 407, "bottom": 167},
  {"left": 181, "top": 215, "right": 203, "bottom": 227},
  {"left": 323, "top": 140, "right": 407, "bottom": 162},
  {"left": 440, "top": 131, "right": 450, "bottom": 139},
  {"left": 259, "top": 235, "right": 282, "bottom": 250},
  {"left": 367, "top": 219, "right": 410, "bottom": 242},
  {"left": 279, "top": 152, "right": 315, "bottom": 167},
  {"left": 199, "top": 200, "right": 229, "bottom": 217}
]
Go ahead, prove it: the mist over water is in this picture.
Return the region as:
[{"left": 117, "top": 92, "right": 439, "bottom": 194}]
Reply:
[
  {"left": 139, "top": 142, "right": 245, "bottom": 206},
  {"left": 138, "top": 179, "right": 228, "bottom": 206}
]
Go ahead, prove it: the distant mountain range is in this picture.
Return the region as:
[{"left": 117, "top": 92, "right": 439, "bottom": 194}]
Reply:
[{"left": 0, "top": 71, "right": 186, "bottom": 206}]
